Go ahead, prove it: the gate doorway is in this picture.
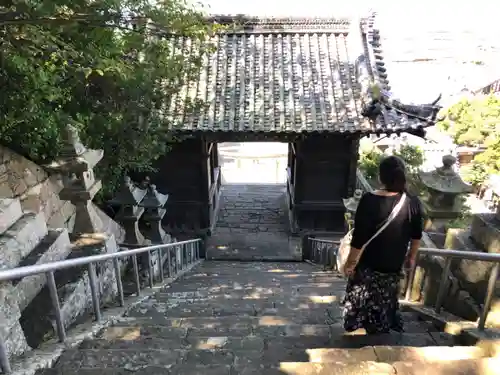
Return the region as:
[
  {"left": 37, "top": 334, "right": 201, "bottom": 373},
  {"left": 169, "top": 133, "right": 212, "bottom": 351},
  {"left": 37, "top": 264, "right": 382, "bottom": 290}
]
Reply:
[{"left": 207, "top": 142, "right": 301, "bottom": 260}]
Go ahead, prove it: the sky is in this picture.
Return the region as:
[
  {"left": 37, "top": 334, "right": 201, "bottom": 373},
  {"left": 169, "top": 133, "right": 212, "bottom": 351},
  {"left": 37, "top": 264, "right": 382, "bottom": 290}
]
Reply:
[{"left": 197, "top": 0, "right": 500, "bottom": 103}]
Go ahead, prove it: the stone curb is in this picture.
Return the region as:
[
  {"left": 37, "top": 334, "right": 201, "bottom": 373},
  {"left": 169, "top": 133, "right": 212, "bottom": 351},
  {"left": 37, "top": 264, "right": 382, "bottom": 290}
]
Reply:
[{"left": 7, "top": 259, "right": 204, "bottom": 375}]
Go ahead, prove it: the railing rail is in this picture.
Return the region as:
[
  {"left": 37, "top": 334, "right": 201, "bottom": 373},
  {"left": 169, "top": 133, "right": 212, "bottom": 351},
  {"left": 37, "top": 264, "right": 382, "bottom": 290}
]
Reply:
[
  {"left": 0, "top": 238, "right": 203, "bottom": 374},
  {"left": 307, "top": 237, "right": 340, "bottom": 269},
  {"left": 406, "top": 247, "right": 500, "bottom": 332},
  {"left": 307, "top": 238, "right": 500, "bottom": 333}
]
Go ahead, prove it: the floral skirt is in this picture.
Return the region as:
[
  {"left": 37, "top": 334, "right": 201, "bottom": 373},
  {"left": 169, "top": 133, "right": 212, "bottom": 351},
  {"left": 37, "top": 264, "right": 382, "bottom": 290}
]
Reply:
[{"left": 342, "top": 267, "right": 403, "bottom": 334}]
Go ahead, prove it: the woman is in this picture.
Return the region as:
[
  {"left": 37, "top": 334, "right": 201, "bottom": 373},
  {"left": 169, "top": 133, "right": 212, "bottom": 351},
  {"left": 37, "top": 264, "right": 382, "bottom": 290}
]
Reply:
[{"left": 342, "top": 155, "right": 424, "bottom": 334}]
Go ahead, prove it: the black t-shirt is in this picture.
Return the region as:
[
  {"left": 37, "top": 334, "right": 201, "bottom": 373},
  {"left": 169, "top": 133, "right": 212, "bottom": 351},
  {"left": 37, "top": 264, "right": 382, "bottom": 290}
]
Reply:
[{"left": 351, "top": 192, "right": 424, "bottom": 274}]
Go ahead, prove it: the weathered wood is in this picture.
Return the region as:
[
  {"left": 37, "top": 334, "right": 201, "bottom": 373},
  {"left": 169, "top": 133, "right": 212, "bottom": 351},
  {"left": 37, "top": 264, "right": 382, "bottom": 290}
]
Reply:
[
  {"left": 292, "top": 135, "right": 357, "bottom": 232},
  {"left": 145, "top": 132, "right": 360, "bottom": 235}
]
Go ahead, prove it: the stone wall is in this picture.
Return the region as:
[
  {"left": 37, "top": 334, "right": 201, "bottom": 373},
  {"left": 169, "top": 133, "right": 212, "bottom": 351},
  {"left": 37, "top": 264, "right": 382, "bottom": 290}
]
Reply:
[{"left": 0, "top": 145, "right": 124, "bottom": 241}]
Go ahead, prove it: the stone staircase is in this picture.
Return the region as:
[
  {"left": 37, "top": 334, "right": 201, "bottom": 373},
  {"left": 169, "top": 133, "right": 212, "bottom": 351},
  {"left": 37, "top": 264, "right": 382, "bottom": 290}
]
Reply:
[
  {"left": 38, "top": 261, "right": 499, "bottom": 375},
  {"left": 0, "top": 198, "right": 71, "bottom": 358},
  {"left": 0, "top": 198, "right": 120, "bottom": 359},
  {"left": 206, "top": 184, "right": 301, "bottom": 261}
]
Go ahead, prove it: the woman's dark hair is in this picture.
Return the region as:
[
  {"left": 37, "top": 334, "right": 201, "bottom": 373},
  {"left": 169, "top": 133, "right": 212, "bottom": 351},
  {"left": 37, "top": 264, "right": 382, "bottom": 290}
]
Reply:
[{"left": 379, "top": 155, "right": 407, "bottom": 193}]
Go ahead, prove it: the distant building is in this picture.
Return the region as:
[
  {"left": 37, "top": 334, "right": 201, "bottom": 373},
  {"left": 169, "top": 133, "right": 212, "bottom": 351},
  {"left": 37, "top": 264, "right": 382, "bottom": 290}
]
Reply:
[{"left": 474, "top": 78, "right": 500, "bottom": 95}]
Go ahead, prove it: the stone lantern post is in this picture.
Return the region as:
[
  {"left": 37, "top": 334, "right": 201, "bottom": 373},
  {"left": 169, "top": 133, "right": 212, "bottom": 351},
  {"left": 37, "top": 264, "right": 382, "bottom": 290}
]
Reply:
[
  {"left": 139, "top": 182, "right": 169, "bottom": 244},
  {"left": 419, "top": 155, "right": 473, "bottom": 220},
  {"left": 45, "top": 124, "right": 104, "bottom": 234},
  {"left": 342, "top": 189, "right": 363, "bottom": 232},
  {"left": 109, "top": 176, "right": 148, "bottom": 246},
  {"left": 138, "top": 179, "right": 171, "bottom": 280}
]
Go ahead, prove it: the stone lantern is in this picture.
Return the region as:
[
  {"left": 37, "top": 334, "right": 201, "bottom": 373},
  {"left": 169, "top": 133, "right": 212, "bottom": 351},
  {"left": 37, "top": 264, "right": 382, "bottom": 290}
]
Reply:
[
  {"left": 419, "top": 155, "right": 473, "bottom": 219},
  {"left": 139, "top": 182, "right": 169, "bottom": 244},
  {"left": 45, "top": 124, "right": 104, "bottom": 234},
  {"left": 343, "top": 189, "right": 363, "bottom": 231},
  {"left": 109, "top": 176, "right": 148, "bottom": 246}
]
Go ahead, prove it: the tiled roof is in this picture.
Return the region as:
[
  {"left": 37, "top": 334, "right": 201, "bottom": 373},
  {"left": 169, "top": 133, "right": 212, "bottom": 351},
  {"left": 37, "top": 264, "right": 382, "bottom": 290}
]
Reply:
[{"left": 165, "top": 14, "right": 438, "bottom": 135}]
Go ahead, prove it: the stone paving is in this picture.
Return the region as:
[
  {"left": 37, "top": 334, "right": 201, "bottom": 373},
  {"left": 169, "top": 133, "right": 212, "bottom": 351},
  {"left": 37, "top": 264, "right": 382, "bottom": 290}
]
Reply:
[
  {"left": 37, "top": 261, "right": 497, "bottom": 375},
  {"left": 207, "top": 185, "right": 301, "bottom": 261}
]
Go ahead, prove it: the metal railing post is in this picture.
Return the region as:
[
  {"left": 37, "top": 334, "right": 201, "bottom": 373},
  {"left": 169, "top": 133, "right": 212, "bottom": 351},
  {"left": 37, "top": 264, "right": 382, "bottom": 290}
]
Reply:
[
  {"left": 131, "top": 255, "right": 141, "bottom": 296},
  {"left": 88, "top": 263, "right": 102, "bottom": 322},
  {"left": 405, "top": 254, "right": 419, "bottom": 301},
  {"left": 478, "top": 263, "right": 500, "bottom": 331},
  {"left": 148, "top": 251, "right": 154, "bottom": 288},
  {"left": 167, "top": 248, "right": 172, "bottom": 278},
  {"left": 179, "top": 245, "right": 184, "bottom": 270},
  {"left": 112, "top": 258, "right": 125, "bottom": 307},
  {"left": 0, "top": 336, "right": 12, "bottom": 374},
  {"left": 435, "top": 258, "right": 452, "bottom": 314},
  {"left": 46, "top": 271, "right": 66, "bottom": 342},
  {"left": 158, "top": 249, "right": 164, "bottom": 282}
]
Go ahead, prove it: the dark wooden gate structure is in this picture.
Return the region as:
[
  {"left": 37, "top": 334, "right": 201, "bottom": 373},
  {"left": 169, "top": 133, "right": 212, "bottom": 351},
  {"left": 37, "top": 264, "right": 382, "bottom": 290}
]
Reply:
[{"left": 147, "top": 14, "right": 439, "bottom": 237}]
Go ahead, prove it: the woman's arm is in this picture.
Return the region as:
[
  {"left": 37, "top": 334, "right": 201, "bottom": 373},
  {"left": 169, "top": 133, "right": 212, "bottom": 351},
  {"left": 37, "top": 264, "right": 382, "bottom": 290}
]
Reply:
[{"left": 406, "top": 197, "right": 425, "bottom": 268}]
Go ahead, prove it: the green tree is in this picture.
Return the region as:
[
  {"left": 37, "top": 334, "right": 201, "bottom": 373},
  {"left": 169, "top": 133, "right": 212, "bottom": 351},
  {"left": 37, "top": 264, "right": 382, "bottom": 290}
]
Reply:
[
  {"left": 358, "top": 145, "right": 424, "bottom": 183},
  {"left": 438, "top": 94, "right": 500, "bottom": 147},
  {"left": 0, "top": 1, "right": 219, "bottom": 197},
  {"left": 438, "top": 94, "right": 500, "bottom": 184}
]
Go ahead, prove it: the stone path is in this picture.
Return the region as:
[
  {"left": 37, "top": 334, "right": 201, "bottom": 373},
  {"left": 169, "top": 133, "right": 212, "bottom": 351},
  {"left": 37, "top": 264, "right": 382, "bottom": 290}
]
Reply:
[
  {"left": 39, "top": 262, "right": 496, "bottom": 375},
  {"left": 207, "top": 184, "right": 301, "bottom": 261}
]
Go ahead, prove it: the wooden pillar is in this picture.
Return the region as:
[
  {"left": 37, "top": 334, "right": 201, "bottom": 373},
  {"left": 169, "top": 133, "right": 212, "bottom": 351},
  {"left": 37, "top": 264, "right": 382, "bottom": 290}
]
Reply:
[
  {"left": 347, "top": 137, "right": 361, "bottom": 198},
  {"left": 200, "top": 140, "right": 211, "bottom": 231}
]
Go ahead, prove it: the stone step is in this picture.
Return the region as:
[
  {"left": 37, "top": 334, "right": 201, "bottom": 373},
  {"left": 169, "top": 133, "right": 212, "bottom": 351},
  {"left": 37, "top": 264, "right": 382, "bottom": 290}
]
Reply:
[
  {"left": 0, "top": 198, "right": 23, "bottom": 235},
  {"left": 20, "top": 234, "right": 119, "bottom": 349},
  {"left": 0, "top": 212, "right": 48, "bottom": 269},
  {"left": 125, "top": 303, "right": 340, "bottom": 324},
  {"left": 37, "top": 357, "right": 500, "bottom": 375},
  {"left": 160, "top": 283, "right": 347, "bottom": 295},
  {"left": 105, "top": 320, "right": 450, "bottom": 347},
  {"left": 43, "top": 351, "right": 499, "bottom": 374},
  {"left": 12, "top": 229, "right": 72, "bottom": 311}
]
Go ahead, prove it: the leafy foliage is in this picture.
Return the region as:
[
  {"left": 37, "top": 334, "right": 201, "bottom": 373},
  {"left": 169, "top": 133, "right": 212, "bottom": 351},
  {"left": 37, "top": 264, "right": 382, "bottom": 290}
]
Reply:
[
  {"left": 0, "top": 1, "right": 219, "bottom": 197},
  {"left": 357, "top": 148, "right": 384, "bottom": 181},
  {"left": 438, "top": 94, "right": 500, "bottom": 185},
  {"left": 438, "top": 94, "right": 500, "bottom": 147},
  {"left": 393, "top": 145, "right": 424, "bottom": 175},
  {"left": 358, "top": 145, "right": 425, "bottom": 183}
]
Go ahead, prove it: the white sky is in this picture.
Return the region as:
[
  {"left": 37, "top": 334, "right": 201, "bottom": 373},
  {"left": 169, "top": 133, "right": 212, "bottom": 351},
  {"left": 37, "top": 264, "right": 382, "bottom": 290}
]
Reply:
[{"left": 196, "top": 0, "right": 500, "bottom": 102}]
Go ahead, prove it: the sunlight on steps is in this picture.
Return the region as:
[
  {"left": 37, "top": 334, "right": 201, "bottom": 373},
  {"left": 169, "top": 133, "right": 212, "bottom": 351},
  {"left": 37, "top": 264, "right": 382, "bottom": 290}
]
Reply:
[{"left": 20, "top": 262, "right": 500, "bottom": 375}]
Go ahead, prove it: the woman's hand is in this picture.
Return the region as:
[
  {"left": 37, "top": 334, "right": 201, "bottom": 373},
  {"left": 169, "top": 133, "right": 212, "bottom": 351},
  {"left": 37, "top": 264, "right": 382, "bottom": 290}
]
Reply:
[
  {"left": 404, "top": 255, "right": 416, "bottom": 271},
  {"left": 343, "top": 261, "right": 356, "bottom": 277}
]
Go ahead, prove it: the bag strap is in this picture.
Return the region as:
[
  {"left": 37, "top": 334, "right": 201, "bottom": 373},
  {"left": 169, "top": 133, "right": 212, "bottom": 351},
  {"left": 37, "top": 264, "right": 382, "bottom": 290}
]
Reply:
[{"left": 360, "top": 193, "right": 407, "bottom": 251}]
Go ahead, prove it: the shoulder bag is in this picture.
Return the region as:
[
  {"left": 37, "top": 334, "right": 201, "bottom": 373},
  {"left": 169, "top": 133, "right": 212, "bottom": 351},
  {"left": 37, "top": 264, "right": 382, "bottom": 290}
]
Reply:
[{"left": 337, "top": 193, "right": 407, "bottom": 275}]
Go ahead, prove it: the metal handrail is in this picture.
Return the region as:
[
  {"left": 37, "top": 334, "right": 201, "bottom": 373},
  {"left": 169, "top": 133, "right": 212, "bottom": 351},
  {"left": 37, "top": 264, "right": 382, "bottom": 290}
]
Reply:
[
  {"left": 307, "top": 237, "right": 340, "bottom": 269},
  {"left": 308, "top": 239, "right": 500, "bottom": 332},
  {"left": 0, "top": 238, "right": 202, "bottom": 374},
  {"left": 405, "top": 247, "right": 500, "bottom": 332}
]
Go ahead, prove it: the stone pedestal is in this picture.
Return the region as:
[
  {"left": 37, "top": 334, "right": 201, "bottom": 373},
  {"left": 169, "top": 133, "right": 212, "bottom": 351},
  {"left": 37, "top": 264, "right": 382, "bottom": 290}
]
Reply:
[{"left": 470, "top": 212, "right": 500, "bottom": 254}]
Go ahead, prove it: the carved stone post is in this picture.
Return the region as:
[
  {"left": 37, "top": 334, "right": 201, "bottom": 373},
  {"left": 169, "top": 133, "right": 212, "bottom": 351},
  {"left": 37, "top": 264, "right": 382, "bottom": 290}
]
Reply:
[
  {"left": 139, "top": 183, "right": 169, "bottom": 244},
  {"left": 138, "top": 179, "right": 170, "bottom": 277},
  {"left": 46, "top": 124, "right": 104, "bottom": 234},
  {"left": 109, "top": 176, "right": 148, "bottom": 246}
]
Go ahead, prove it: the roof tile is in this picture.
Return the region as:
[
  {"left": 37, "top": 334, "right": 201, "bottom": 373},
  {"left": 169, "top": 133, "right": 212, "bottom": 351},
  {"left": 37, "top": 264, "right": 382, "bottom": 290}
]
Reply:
[{"left": 166, "top": 15, "right": 439, "bottom": 135}]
